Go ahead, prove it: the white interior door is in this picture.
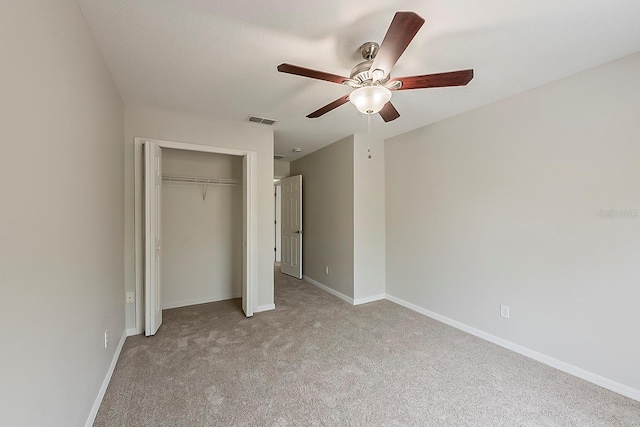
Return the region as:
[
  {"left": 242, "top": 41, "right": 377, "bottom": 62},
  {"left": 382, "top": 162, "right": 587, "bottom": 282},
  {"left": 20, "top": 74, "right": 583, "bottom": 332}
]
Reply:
[
  {"left": 144, "top": 141, "right": 163, "bottom": 336},
  {"left": 281, "top": 175, "right": 302, "bottom": 278}
]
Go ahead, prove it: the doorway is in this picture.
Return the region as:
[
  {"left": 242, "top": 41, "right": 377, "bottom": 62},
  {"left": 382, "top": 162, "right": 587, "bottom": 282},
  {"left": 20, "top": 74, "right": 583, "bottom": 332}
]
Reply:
[
  {"left": 134, "top": 138, "right": 258, "bottom": 336},
  {"left": 161, "top": 149, "right": 242, "bottom": 308}
]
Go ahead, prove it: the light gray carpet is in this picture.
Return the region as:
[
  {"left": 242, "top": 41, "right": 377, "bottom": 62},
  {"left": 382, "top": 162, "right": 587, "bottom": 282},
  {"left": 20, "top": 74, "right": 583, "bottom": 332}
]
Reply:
[{"left": 95, "top": 270, "right": 640, "bottom": 426}]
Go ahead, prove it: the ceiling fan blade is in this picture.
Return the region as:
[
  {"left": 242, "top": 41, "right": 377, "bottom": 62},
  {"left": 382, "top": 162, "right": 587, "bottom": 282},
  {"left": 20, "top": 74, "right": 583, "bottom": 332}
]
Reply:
[
  {"left": 307, "top": 95, "right": 350, "bottom": 118},
  {"left": 277, "top": 63, "right": 349, "bottom": 85},
  {"left": 371, "top": 12, "right": 425, "bottom": 78},
  {"left": 394, "top": 69, "right": 474, "bottom": 90},
  {"left": 379, "top": 102, "right": 400, "bottom": 122}
]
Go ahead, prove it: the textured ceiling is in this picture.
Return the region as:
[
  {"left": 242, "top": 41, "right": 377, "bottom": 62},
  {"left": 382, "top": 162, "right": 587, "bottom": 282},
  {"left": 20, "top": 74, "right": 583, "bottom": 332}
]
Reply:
[{"left": 76, "top": 0, "right": 640, "bottom": 161}]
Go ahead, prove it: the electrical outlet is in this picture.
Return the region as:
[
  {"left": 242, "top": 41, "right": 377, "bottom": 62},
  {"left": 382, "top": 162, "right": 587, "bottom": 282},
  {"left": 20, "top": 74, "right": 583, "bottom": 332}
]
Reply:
[
  {"left": 126, "top": 291, "right": 135, "bottom": 303},
  {"left": 500, "top": 305, "right": 510, "bottom": 319},
  {"left": 325, "top": 266, "right": 329, "bottom": 275},
  {"left": 104, "top": 330, "right": 109, "bottom": 348}
]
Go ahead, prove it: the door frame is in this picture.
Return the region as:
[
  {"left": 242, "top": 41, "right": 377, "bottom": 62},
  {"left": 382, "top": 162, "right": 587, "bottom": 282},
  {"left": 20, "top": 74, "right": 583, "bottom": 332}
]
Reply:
[
  {"left": 274, "top": 181, "right": 282, "bottom": 262},
  {"left": 134, "top": 137, "right": 258, "bottom": 334}
]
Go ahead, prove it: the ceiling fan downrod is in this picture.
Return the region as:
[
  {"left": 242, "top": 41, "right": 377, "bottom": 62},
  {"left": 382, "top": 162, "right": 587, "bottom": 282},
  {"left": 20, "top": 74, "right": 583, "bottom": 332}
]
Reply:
[{"left": 359, "top": 42, "right": 379, "bottom": 61}]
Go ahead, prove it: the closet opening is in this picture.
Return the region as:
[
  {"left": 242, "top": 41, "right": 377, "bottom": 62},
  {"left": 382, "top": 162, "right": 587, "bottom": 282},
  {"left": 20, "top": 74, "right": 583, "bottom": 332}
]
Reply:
[
  {"left": 161, "top": 148, "right": 242, "bottom": 309},
  {"left": 134, "top": 138, "right": 258, "bottom": 336}
]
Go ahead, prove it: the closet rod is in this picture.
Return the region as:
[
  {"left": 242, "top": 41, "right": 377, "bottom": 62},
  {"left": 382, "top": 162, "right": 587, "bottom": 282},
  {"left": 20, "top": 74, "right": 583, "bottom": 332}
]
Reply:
[{"left": 162, "top": 175, "right": 241, "bottom": 186}]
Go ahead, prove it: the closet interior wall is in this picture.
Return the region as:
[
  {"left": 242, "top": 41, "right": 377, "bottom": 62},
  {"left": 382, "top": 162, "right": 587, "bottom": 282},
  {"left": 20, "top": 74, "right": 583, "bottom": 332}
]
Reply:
[{"left": 161, "top": 148, "right": 243, "bottom": 309}]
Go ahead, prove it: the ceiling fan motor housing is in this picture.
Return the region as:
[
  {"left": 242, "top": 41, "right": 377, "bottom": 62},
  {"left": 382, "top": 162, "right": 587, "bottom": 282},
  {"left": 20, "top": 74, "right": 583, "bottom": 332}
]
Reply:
[
  {"left": 350, "top": 60, "right": 374, "bottom": 83},
  {"left": 350, "top": 42, "right": 391, "bottom": 85}
]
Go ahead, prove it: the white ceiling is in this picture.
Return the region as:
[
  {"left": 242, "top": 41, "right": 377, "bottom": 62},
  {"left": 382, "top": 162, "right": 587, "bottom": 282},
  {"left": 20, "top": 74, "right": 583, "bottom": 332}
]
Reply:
[{"left": 76, "top": 0, "right": 640, "bottom": 161}]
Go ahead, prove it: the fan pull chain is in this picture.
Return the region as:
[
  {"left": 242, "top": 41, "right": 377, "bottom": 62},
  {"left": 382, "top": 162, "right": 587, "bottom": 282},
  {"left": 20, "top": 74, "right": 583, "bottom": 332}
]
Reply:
[{"left": 367, "top": 113, "right": 372, "bottom": 159}]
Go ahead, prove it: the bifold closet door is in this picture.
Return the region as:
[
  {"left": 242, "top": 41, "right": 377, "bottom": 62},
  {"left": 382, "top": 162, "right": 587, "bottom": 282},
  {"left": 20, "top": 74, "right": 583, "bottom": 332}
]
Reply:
[
  {"left": 144, "top": 141, "right": 163, "bottom": 336},
  {"left": 242, "top": 154, "right": 254, "bottom": 317}
]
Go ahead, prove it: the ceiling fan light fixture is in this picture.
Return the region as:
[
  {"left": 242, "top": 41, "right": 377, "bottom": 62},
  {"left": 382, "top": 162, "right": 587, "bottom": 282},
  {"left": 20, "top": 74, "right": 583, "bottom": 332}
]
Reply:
[{"left": 349, "top": 86, "right": 392, "bottom": 115}]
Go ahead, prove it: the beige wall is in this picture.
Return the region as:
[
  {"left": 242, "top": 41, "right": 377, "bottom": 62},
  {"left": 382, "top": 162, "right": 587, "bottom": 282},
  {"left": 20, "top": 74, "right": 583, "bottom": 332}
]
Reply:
[
  {"left": 274, "top": 159, "right": 290, "bottom": 178},
  {"left": 125, "top": 104, "right": 275, "bottom": 331},
  {"left": 353, "top": 135, "right": 386, "bottom": 302},
  {"left": 162, "top": 148, "right": 242, "bottom": 180},
  {"left": 291, "top": 134, "right": 386, "bottom": 303},
  {"left": 385, "top": 53, "right": 640, "bottom": 392},
  {"left": 291, "top": 136, "right": 355, "bottom": 298},
  {"left": 161, "top": 149, "right": 242, "bottom": 309},
  {"left": 0, "top": 1, "right": 125, "bottom": 425}
]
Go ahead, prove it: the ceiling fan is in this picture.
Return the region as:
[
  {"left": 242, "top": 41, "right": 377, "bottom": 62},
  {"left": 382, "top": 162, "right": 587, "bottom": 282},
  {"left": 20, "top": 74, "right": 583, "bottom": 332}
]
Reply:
[{"left": 277, "top": 11, "right": 474, "bottom": 122}]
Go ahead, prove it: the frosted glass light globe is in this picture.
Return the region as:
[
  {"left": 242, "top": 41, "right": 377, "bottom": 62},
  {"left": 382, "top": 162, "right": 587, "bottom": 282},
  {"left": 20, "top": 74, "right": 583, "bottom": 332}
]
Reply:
[{"left": 349, "top": 86, "right": 392, "bottom": 115}]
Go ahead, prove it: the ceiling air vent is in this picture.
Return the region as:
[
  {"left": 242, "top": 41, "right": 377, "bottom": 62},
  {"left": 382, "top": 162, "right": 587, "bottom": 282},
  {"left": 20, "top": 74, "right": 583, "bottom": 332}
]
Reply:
[
  {"left": 274, "top": 154, "right": 286, "bottom": 160},
  {"left": 247, "top": 116, "right": 277, "bottom": 126}
]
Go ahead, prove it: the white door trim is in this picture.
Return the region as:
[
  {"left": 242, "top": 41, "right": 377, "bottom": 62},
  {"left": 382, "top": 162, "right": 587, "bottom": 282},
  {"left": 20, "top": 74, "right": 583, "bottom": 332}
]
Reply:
[
  {"left": 274, "top": 182, "right": 282, "bottom": 262},
  {"left": 134, "top": 137, "right": 258, "bottom": 334}
]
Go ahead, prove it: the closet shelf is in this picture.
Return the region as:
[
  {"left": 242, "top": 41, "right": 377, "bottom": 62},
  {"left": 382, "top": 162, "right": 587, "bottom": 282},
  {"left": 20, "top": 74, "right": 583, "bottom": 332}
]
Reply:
[{"left": 162, "top": 175, "right": 241, "bottom": 186}]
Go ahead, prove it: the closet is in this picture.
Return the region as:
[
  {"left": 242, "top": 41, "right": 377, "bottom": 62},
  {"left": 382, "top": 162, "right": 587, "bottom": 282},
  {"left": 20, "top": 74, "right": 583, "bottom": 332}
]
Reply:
[{"left": 160, "top": 148, "right": 243, "bottom": 310}]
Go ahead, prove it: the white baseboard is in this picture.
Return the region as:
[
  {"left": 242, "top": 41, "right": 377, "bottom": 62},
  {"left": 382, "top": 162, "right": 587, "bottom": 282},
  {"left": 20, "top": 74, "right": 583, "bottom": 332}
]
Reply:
[
  {"left": 255, "top": 303, "right": 276, "bottom": 313},
  {"left": 303, "top": 275, "right": 354, "bottom": 305},
  {"left": 303, "top": 276, "right": 385, "bottom": 306},
  {"left": 162, "top": 293, "right": 241, "bottom": 310},
  {"left": 126, "top": 327, "right": 139, "bottom": 337},
  {"left": 385, "top": 294, "right": 640, "bottom": 402},
  {"left": 85, "top": 330, "right": 127, "bottom": 427},
  {"left": 354, "top": 293, "right": 386, "bottom": 305}
]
